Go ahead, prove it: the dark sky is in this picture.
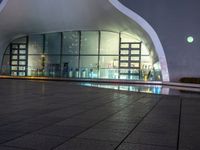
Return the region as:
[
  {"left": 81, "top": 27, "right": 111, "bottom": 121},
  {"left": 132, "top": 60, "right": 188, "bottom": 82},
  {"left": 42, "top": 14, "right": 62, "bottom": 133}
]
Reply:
[
  {"left": 0, "top": 0, "right": 2, "bottom": 4},
  {"left": 119, "top": 0, "right": 200, "bottom": 81}
]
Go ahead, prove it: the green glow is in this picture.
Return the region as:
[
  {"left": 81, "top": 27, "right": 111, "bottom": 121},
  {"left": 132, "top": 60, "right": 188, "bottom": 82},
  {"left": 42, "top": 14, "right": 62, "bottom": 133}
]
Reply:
[{"left": 187, "top": 36, "right": 194, "bottom": 43}]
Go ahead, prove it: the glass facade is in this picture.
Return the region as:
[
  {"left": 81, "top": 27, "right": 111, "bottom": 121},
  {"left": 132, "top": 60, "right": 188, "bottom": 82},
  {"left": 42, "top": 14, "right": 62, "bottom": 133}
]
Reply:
[
  {"left": 80, "top": 32, "right": 98, "bottom": 55},
  {"left": 63, "top": 32, "right": 79, "bottom": 55},
  {"left": 1, "top": 30, "right": 162, "bottom": 81}
]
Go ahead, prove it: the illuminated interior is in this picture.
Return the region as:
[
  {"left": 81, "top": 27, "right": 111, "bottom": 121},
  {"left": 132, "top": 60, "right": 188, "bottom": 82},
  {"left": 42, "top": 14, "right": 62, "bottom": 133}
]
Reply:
[{"left": 1, "top": 30, "right": 162, "bottom": 81}]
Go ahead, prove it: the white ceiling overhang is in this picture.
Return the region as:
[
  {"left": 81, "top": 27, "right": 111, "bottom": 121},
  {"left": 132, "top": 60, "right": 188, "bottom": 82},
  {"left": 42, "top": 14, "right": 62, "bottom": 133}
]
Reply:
[
  {"left": 0, "top": 0, "right": 152, "bottom": 48},
  {"left": 0, "top": 0, "right": 169, "bottom": 81}
]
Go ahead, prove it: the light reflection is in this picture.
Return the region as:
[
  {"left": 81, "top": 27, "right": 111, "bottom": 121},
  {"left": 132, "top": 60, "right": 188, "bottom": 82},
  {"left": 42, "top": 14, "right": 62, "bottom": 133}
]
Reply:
[{"left": 80, "top": 83, "right": 167, "bottom": 95}]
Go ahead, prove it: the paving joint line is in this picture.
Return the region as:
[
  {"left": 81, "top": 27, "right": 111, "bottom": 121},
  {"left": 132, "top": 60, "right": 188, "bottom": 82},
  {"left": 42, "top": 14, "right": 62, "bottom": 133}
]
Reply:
[
  {"left": 176, "top": 97, "right": 182, "bottom": 150},
  {"left": 0, "top": 92, "right": 139, "bottom": 145},
  {"left": 0, "top": 92, "right": 115, "bottom": 127},
  {"left": 125, "top": 141, "right": 176, "bottom": 149},
  {"left": 114, "top": 96, "right": 163, "bottom": 150},
  {"left": 51, "top": 94, "right": 147, "bottom": 150},
  {"left": 0, "top": 144, "right": 35, "bottom": 150}
]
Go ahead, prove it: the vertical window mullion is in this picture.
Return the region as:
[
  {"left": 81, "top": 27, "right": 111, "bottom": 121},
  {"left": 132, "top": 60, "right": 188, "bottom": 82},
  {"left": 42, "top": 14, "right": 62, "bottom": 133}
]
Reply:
[
  {"left": 60, "top": 32, "right": 63, "bottom": 77},
  {"left": 97, "top": 31, "right": 101, "bottom": 78},
  {"left": 78, "top": 31, "right": 81, "bottom": 76}
]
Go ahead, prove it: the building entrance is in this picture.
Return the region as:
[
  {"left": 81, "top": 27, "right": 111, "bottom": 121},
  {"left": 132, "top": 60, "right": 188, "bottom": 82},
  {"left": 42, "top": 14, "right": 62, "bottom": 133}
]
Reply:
[
  {"left": 119, "top": 42, "right": 141, "bottom": 80},
  {"left": 10, "top": 43, "right": 28, "bottom": 76}
]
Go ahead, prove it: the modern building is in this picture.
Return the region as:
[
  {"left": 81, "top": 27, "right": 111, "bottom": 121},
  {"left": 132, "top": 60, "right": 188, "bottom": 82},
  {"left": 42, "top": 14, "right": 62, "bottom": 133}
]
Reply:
[{"left": 0, "top": 0, "right": 199, "bottom": 82}]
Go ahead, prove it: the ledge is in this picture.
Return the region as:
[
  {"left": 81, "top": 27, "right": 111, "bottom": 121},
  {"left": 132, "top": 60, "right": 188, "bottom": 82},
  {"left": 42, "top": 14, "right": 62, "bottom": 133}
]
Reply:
[{"left": 0, "top": 75, "right": 200, "bottom": 89}]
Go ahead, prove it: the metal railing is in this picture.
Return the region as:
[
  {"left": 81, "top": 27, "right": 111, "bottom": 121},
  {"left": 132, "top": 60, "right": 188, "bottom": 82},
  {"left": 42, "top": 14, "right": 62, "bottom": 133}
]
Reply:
[{"left": 0, "top": 65, "right": 162, "bottom": 81}]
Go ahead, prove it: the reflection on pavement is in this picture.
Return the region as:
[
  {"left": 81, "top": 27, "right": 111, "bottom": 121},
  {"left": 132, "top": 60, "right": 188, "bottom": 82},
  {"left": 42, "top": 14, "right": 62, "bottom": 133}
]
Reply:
[
  {"left": 80, "top": 83, "right": 170, "bottom": 95},
  {"left": 80, "top": 83, "right": 200, "bottom": 97}
]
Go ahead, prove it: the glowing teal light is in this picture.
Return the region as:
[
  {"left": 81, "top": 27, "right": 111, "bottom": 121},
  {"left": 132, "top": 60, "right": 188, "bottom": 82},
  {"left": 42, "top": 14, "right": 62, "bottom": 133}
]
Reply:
[{"left": 187, "top": 36, "right": 194, "bottom": 43}]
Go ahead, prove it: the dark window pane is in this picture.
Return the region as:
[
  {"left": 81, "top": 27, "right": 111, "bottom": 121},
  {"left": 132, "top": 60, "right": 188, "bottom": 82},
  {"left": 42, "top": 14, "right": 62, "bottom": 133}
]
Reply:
[
  {"left": 62, "top": 56, "right": 78, "bottom": 70},
  {"left": 45, "top": 33, "right": 61, "bottom": 54},
  {"left": 1, "top": 55, "right": 10, "bottom": 75},
  {"left": 5, "top": 46, "right": 10, "bottom": 54},
  {"left": 12, "top": 37, "right": 27, "bottom": 44},
  {"left": 63, "top": 32, "right": 79, "bottom": 54},
  {"left": 61, "top": 56, "right": 79, "bottom": 77},
  {"left": 44, "top": 56, "right": 61, "bottom": 77},
  {"left": 28, "top": 35, "right": 43, "bottom": 54}
]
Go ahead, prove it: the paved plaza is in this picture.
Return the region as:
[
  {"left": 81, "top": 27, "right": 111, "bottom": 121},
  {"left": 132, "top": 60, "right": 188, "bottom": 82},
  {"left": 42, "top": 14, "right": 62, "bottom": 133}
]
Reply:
[{"left": 0, "top": 79, "right": 199, "bottom": 150}]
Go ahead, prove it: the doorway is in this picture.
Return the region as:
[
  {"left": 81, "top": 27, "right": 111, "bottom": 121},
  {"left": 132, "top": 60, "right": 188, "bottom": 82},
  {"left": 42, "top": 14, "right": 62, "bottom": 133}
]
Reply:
[
  {"left": 119, "top": 42, "right": 141, "bottom": 80},
  {"left": 10, "top": 43, "right": 28, "bottom": 76}
]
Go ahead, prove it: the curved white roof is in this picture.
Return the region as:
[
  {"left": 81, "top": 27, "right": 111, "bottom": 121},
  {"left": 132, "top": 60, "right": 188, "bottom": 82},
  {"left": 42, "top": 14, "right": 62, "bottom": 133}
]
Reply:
[
  {"left": 0, "top": 0, "right": 169, "bottom": 81},
  {"left": 0, "top": 0, "right": 150, "bottom": 50}
]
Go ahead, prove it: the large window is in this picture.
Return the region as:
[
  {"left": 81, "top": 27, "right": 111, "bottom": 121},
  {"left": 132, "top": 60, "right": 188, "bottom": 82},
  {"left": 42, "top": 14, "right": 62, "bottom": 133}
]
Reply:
[
  {"left": 100, "top": 32, "right": 119, "bottom": 55},
  {"left": 99, "top": 56, "right": 118, "bottom": 79},
  {"left": 80, "top": 56, "right": 98, "bottom": 68},
  {"left": 28, "top": 35, "right": 44, "bottom": 76},
  {"left": 61, "top": 56, "right": 79, "bottom": 77},
  {"left": 44, "top": 56, "right": 61, "bottom": 77},
  {"left": 1, "top": 30, "right": 161, "bottom": 81},
  {"left": 61, "top": 56, "right": 78, "bottom": 70},
  {"left": 28, "top": 55, "right": 42, "bottom": 76},
  {"left": 28, "top": 35, "right": 43, "bottom": 54},
  {"left": 1, "top": 55, "right": 10, "bottom": 75},
  {"left": 80, "top": 32, "right": 98, "bottom": 54},
  {"left": 63, "top": 32, "right": 79, "bottom": 55},
  {"left": 45, "top": 33, "right": 61, "bottom": 54},
  {"left": 80, "top": 56, "right": 98, "bottom": 78},
  {"left": 44, "top": 33, "right": 61, "bottom": 77},
  {"left": 1, "top": 46, "right": 10, "bottom": 75}
]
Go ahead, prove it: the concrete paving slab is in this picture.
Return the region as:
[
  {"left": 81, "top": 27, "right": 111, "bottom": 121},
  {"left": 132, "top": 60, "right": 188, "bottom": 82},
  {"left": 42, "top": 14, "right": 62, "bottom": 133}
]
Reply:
[
  {"left": 0, "top": 79, "right": 199, "bottom": 150},
  {"left": 117, "top": 143, "right": 176, "bottom": 150},
  {"left": 3, "top": 134, "right": 67, "bottom": 150},
  {"left": 54, "top": 138, "right": 118, "bottom": 150}
]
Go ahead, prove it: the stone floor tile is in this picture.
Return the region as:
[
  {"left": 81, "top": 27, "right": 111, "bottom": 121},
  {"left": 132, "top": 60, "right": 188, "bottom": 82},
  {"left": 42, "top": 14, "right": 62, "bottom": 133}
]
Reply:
[
  {"left": 0, "top": 122, "right": 47, "bottom": 133},
  {"left": 93, "top": 120, "right": 136, "bottom": 131},
  {"left": 56, "top": 118, "right": 99, "bottom": 128},
  {"left": 37, "top": 125, "right": 85, "bottom": 138},
  {"left": 179, "top": 124, "right": 200, "bottom": 150},
  {"left": 0, "top": 79, "right": 200, "bottom": 150},
  {"left": 3, "top": 133, "right": 67, "bottom": 150},
  {"left": 78, "top": 128, "right": 128, "bottom": 142},
  {"left": 54, "top": 138, "right": 118, "bottom": 150},
  {"left": 125, "top": 131, "right": 177, "bottom": 147},
  {"left": 135, "top": 121, "right": 178, "bottom": 135},
  {"left": 23, "top": 115, "right": 66, "bottom": 126},
  {"left": 0, "top": 130, "right": 24, "bottom": 144},
  {"left": 117, "top": 143, "right": 176, "bottom": 150},
  {"left": 0, "top": 146, "right": 26, "bottom": 150}
]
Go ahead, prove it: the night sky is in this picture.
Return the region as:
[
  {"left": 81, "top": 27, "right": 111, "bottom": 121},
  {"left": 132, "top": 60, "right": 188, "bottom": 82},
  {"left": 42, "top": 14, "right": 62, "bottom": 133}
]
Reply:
[{"left": 119, "top": 0, "right": 200, "bottom": 81}]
